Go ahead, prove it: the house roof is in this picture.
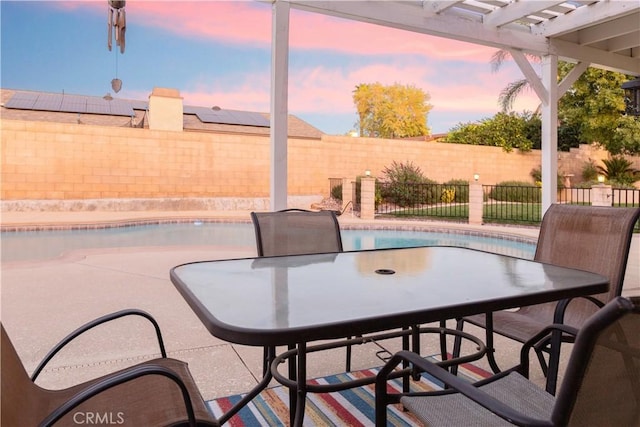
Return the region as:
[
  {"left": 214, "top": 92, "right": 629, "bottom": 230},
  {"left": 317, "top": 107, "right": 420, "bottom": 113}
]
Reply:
[{"left": 0, "top": 88, "right": 324, "bottom": 139}]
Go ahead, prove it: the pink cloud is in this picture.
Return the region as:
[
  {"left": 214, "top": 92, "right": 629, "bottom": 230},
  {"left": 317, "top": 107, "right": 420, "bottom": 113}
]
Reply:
[
  {"left": 165, "top": 60, "right": 538, "bottom": 118},
  {"left": 79, "top": 1, "right": 497, "bottom": 62}
]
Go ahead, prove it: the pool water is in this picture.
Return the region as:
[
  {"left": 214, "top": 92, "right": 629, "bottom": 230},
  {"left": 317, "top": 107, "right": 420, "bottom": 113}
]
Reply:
[{"left": 1, "top": 222, "right": 535, "bottom": 262}]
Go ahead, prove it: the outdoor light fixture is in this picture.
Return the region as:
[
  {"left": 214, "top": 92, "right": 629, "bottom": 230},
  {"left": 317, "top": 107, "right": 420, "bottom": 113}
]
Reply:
[
  {"left": 598, "top": 175, "right": 605, "bottom": 184},
  {"left": 365, "top": 170, "right": 371, "bottom": 177},
  {"left": 473, "top": 173, "right": 480, "bottom": 182},
  {"left": 622, "top": 78, "right": 640, "bottom": 117}
]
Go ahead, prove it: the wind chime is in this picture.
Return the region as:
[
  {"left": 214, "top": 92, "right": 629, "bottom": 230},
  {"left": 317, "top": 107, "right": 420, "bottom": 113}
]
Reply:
[{"left": 107, "top": 0, "right": 126, "bottom": 94}]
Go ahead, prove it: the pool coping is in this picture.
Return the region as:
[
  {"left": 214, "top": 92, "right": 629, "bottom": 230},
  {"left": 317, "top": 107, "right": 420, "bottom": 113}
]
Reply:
[{"left": 0, "top": 210, "right": 541, "bottom": 247}]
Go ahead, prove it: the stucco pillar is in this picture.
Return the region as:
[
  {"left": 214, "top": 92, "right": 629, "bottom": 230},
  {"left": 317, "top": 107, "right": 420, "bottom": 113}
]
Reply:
[
  {"left": 342, "top": 178, "right": 353, "bottom": 213},
  {"left": 469, "top": 179, "right": 483, "bottom": 225},
  {"left": 591, "top": 184, "right": 613, "bottom": 206},
  {"left": 360, "top": 177, "right": 376, "bottom": 220}
]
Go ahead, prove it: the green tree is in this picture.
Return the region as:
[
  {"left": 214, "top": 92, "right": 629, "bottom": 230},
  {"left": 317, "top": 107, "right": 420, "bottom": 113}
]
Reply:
[
  {"left": 558, "top": 65, "right": 639, "bottom": 155},
  {"left": 443, "top": 112, "right": 536, "bottom": 152},
  {"left": 491, "top": 51, "right": 639, "bottom": 155},
  {"left": 353, "top": 82, "right": 432, "bottom": 138}
]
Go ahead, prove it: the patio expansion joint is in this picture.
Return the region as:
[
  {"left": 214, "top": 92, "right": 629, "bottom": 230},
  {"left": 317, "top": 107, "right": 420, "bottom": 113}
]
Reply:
[{"left": 35, "top": 352, "right": 165, "bottom": 376}]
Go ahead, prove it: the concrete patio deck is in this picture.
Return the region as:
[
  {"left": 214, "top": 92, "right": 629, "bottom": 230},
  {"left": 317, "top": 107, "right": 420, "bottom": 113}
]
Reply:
[{"left": 1, "top": 210, "right": 638, "bottom": 414}]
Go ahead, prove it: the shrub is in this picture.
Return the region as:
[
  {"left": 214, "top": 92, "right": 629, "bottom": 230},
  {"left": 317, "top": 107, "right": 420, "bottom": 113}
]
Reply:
[
  {"left": 530, "top": 166, "right": 565, "bottom": 189},
  {"left": 489, "top": 181, "right": 541, "bottom": 203},
  {"left": 443, "top": 179, "right": 469, "bottom": 202},
  {"left": 331, "top": 183, "right": 343, "bottom": 200},
  {"left": 381, "top": 179, "right": 439, "bottom": 207},
  {"left": 441, "top": 188, "right": 455, "bottom": 203},
  {"left": 380, "top": 161, "right": 432, "bottom": 207},
  {"left": 598, "top": 156, "right": 640, "bottom": 186},
  {"left": 382, "top": 160, "right": 426, "bottom": 184},
  {"left": 581, "top": 160, "right": 599, "bottom": 182}
]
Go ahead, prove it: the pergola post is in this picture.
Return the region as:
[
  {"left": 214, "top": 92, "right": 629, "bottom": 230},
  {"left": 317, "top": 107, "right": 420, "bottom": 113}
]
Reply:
[
  {"left": 540, "top": 55, "right": 558, "bottom": 214},
  {"left": 270, "top": 0, "right": 290, "bottom": 211}
]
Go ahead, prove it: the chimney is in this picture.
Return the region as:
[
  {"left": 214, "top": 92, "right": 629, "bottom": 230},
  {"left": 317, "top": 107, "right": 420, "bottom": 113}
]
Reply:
[{"left": 148, "top": 87, "right": 183, "bottom": 131}]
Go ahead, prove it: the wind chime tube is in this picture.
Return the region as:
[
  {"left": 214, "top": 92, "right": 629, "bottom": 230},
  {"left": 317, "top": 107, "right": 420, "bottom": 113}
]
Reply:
[{"left": 107, "top": 1, "right": 126, "bottom": 93}]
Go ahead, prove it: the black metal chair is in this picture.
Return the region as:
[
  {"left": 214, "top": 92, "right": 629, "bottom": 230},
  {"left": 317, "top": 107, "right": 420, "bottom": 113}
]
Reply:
[
  {"left": 1, "top": 309, "right": 218, "bottom": 427},
  {"left": 376, "top": 296, "right": 640, "bottom": 427},
  {"left": 453, "top": 204, "right": 640, "bottom": 394}
]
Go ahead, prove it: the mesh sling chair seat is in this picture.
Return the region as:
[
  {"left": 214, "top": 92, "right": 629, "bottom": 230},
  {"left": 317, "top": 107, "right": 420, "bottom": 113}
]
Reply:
[
  {"left": 1, "top": 309, "right": 218, "bottom": 427},
  {"left": 250, "top": 209, "right": 358, "bottom": 372},
  {"left": 453, "top": 204, "right": 640, "bottom": 393},
  {"left": 376, "top": 296, "right": 640, "bottom": 427}
]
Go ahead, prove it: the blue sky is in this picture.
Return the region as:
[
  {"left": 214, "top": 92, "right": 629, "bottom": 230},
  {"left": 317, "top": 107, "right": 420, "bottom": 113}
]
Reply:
[{"left": 1, "top": 1, "right": 539, "bottom": 135}]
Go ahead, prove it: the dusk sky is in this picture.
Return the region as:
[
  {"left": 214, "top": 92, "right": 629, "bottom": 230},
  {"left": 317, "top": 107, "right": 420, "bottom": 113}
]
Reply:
[{"left": 1, "top": 1, "right": 540, "bottom": 135}]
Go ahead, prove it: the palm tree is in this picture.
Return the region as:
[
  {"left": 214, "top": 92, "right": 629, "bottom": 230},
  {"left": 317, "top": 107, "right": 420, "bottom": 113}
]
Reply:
[{"left": 490, "top": 50, "right": 541, "bottom": 113}]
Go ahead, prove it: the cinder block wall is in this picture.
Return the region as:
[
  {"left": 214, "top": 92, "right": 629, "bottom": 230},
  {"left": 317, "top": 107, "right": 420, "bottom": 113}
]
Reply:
[{"left": 1, "top": 118, "right": 628, "bottom": 206}]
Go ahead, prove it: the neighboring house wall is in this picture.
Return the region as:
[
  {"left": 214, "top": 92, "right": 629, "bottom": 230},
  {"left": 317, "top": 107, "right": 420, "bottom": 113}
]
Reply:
[{"left": 1, "top": 118, "right": 634, "bottom": 210}]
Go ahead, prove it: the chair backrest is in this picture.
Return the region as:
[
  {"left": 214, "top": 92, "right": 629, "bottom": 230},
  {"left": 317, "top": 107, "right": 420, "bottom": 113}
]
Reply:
[
  {"left": 1, "top": 324, "right": 45, "bottom": 426},
  {"left": 552, "top": 296, "right": 640, "bottom": 426},
  {"left": 250, "top": 209, "right": 343, "bottom": 257},
  {"left": 533, "top": 204, "right": 640, "bottom": 325}
]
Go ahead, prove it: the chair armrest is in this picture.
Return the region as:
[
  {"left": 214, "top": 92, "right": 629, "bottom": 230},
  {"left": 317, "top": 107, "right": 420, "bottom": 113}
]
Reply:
[
  {"left": 39, "top": 363, "right": 198, "bottom": 427},
  {"left": 517, "top": 323, "right": 578, "bottom": 378},
  {"left": 376, "top": 350, "right": 553, "bottom": 427},
  {"left": 553, "top": 296, "right": 604, "bottom": 323},
  {"left": 32, "top": 309, "right": 166, "bottom": 381}
]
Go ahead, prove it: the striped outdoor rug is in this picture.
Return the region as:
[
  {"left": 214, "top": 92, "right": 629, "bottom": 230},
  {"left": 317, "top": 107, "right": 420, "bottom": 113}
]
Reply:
[{"left": 207, "top": 360, "right": 490, "bottom": 426}]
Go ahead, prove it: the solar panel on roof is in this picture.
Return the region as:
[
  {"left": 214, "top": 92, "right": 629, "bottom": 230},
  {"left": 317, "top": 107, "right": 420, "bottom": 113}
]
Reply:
[
  {"left": 5, "top": 92, "right": 38, "bottom": 109},
  {"left": 5, "top": 91, "right": 134, "bottom": 116},
  {"left": 86, "top": 101, "right": 111, "bottom": 115},
  {"left": 60, "top": 96, "right": 87, "bottom": 113},
  {"left": 33, "top": 94, "right": 63, "bottom": 111},
  {"left": 128, "top": 100, "right": 148, "bottom": 110},
  {"left": 109, "top": 101, "right": 134, "bottom": 116},
  {"left": 195, "top": 109, "right": 269, "bottom": 127}
]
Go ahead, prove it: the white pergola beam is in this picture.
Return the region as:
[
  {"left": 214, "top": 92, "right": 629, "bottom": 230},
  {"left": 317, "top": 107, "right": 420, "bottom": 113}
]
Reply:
[
  {"left": 534, "top": 1, "right": 640, "bottom": 37},
  {"left": 576, "top": 13, "right": 640, "bottom": 45},
  {"left": 558, "top": 62, "right": 589, "bottom": 97},
  {"left": 270, "top": 0, "right": 290, "bottom": 211},
  {"left": 423, "top": 1, "right": 461, "bottom": 15},
  {"left": 552, "top": 38, "right": 640, "bottom": 74},
  {"left": 510, "top": 50, "right": 548, "bottom": 103},
  {"left": 287, "top": 1, "right": 551, "bottom": 54},
  {"left": 484, "top": 1, "right": 566, "bottom": 27}
]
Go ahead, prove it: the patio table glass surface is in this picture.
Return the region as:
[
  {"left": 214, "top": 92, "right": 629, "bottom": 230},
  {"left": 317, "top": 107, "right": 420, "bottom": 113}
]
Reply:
[{"left": 170, "top": 246, "right": 609, "bottom": 346}]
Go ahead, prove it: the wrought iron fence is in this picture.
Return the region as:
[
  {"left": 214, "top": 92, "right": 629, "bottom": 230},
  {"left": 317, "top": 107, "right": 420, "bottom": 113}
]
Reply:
[
  {"left": 375, "top": 182, "right": 468, "bottom": 221},
  {"left": 482, "top": 184, "right": 542, "bottom": 225},
  {"left": 613, "top": 187, "right": 640, "bottom": 207},
  {"left": 370, "top": 181, "right": 639, "bottom": 230}
]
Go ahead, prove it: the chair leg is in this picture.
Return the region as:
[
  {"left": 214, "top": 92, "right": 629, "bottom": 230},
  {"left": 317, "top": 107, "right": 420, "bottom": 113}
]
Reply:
[
  {"left": 438, "top": 320, "right": 448, "bottom": 364},
  {"left": 263, "top": 346, "right": 273, "bottom": 377},
  {"left": 346, "top": 337, "right": 352, "bottom": 372},
  {"left": 483, "top": 313, "right": 502, "bottom": 374},
  {"left": 451, "top": 318, "right": 464, "bottom": 376}
]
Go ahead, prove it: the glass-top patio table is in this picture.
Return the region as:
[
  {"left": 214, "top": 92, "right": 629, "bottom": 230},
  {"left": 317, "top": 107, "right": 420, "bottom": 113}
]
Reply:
[{"left": 170, "top": 246, "right": 608, "bottom": 426}]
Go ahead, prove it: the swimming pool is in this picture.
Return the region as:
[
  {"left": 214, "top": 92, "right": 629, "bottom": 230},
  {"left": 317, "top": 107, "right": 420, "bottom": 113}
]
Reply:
[{"left": 0, "top": 222, "right": 536, "bottom": 262}]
